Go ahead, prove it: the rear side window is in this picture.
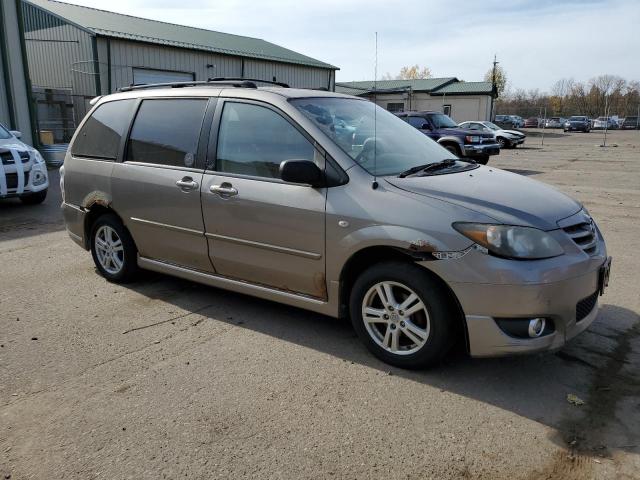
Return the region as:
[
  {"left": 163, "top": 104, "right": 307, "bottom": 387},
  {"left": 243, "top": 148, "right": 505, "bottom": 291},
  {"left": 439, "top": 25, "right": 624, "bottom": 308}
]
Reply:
[
  {"left": 127, "top": 99, "right": 208, "bottom": 168},
  {"left": 72, "top": 100, "right": 135, "bottom": 159},
  {"left": 216, "top": 102, "right": 314, "bottom": 178}
]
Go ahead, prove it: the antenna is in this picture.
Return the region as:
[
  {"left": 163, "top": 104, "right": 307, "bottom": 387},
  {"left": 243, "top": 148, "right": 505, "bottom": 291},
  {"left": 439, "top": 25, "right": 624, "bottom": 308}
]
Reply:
[{"left": 372, "top": 31, "right": 379, "bottom": 190}]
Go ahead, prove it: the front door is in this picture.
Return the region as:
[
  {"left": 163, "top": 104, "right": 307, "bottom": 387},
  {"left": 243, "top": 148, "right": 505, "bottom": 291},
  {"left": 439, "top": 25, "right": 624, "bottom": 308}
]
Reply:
[
  {"left": 201, "top": 100, "right": 326, "bottom": 298},
  {"left": 111, "top": 97, "right": 214, "bottom": 272}
]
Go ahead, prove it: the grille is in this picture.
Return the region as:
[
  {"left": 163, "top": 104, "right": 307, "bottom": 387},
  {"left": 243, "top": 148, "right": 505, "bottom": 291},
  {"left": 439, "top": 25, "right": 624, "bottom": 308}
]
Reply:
[
  {"left": 4, "top": 172, "right": 30, "bottom": 190},
  {"left": 1, "top": 150, "right": 30, "bottom": 165},
  {"left": 576, "top": 291, "right": 598, "bottom": 322},
  {"left": 563, "top": 220, "right": 597, "bottom": 255}
]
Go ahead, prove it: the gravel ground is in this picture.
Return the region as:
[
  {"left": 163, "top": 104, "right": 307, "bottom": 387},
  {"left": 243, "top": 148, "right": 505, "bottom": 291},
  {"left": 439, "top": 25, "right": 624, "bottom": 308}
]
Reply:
[{"left": 1, "top": 129, "right": 639, "bottom": 479}]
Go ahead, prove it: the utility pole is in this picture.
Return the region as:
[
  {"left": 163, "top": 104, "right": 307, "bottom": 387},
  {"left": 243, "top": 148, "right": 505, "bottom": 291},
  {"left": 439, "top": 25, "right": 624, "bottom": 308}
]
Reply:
[{"left": 489, "top": 55, "right": 498, "bottom": 121}]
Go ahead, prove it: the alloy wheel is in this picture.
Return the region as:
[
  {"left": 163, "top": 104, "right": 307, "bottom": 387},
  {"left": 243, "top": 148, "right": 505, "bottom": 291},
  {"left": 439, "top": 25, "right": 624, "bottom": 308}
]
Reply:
[
  {"left": 361, "top": 281, "right": 430, "bottom": 355},
  {"left": 94, "top": 225, "right": 124, "bottom": 275}
]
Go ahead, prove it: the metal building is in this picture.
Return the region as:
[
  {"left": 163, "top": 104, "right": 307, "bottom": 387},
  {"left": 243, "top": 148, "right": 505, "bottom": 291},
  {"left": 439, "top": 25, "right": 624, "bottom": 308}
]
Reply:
[
  {"left": 1, "top": 0, "right": 35, "bottom": 145},
  {"left": 335, "top": 79, "right": 496, "bottom": 122},
  {"left": 22, "top": 0, "right": 338, "bottom": 144}
]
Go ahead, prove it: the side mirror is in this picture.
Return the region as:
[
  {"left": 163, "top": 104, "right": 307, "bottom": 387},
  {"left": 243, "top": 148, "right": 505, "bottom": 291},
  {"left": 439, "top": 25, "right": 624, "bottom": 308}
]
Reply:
[
  {"left": 10, "top": 130, "right": 22, "bottom": 139},
  {"left": 280, "top": 160, "right": 324, "bottom": 187}
]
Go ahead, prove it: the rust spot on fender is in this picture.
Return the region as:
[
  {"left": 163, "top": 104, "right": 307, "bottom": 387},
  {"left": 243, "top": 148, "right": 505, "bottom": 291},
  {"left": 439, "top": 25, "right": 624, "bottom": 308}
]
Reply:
[
  {"left": 82, "top": 191, "right": 111, "bottom": 209},
  {"left": 409, "top": 239, "right": 436, "bottom": 253},
  {"left": 313, "top": 272, "right": 328, "bottom": 299}
]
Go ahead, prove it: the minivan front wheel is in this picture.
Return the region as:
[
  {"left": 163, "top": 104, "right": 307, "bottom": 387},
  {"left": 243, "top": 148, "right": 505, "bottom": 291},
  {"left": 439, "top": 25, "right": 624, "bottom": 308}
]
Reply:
[
  {"left": 349, "top": 262, "right": 454, "bottom": 369},
  {"left": 90, "top": 214, "right": 138, "bottom": 283}
]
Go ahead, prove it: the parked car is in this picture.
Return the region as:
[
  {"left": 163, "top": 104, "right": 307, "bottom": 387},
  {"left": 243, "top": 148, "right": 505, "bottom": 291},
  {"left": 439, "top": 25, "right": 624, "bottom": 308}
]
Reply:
[
  {"left": 512, "top": 115, "right": 525, "bottom": 128},
  {"left": 397, "top": 111, "right": 500, "bottom": 164},
  {"left": 544, "top": 117, "right": 567, "bottom": 129},
  {"left": 0, "top": 123, "right": 49, "bottom": 204},
  {"left": 458, "top": 120, "right": 526, "bottom": 148},
  {"left": 494, "top": 115, "right": 518, "bottom": 129},
  {"left": 621, "top": 116, "right": 640, "bottom": 129},
  {"left": 593, "top": 117, "right": 619, "bottom": 130},
  {"left": 563, "top": 116, "right": 591, "bottom": 132},
  {"left": 60, "top": 80, "right": 611, "bottom": 369},
  {"left": 524, "top": 117, "right": 541, "bottom": 128}
]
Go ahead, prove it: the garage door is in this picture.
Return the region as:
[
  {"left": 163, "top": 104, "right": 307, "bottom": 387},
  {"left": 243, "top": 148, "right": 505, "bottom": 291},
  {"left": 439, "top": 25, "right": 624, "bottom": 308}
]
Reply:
[{"left": 132, "top": 68, "right": 195, "bottom": 85}]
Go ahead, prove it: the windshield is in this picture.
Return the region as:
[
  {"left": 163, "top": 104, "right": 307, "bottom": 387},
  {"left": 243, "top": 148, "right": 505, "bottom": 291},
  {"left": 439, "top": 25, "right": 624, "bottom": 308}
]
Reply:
[
  {"left": 291, "top": 97, "right": 456, "bottom": 176},
  {"left": 484, "top": 122, "right": 500, "bottom": 130},
  {"left": 0, "top": 124, "right": 12, "bottom": 139},
  {"left": 428, "top": 113, "right": 458, "bottom": 128},
  {"left": 569, "top": 116, "right": 585, "bottom": 121}
]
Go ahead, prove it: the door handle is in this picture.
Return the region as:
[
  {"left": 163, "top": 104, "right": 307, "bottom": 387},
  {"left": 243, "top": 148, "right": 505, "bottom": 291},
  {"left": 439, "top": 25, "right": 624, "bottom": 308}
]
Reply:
[
  {"left": 210, "top": 184, "right": 238, "bottom": 197},
  {"left": 176, "top": 177, "right": 199, "bottom": 191}
]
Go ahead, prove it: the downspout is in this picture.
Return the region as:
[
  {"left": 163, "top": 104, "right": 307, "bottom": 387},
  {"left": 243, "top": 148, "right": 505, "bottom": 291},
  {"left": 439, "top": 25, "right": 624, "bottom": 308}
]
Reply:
[
  {"left": 91, "top": 35, "right": 101, "bottom": 95},
  {"left": 0, "top": 1, "right": 17, "bottom": 129},
  {"left": 15, "top": 0, "right": 39, "bottom": 147},
  {"left": 106, "top": 37, "right": 111, "bottom": 93}
]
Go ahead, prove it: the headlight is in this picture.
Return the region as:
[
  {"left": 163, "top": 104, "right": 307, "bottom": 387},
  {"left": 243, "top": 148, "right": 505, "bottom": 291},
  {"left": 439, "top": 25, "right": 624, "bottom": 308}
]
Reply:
[
  {"left": 464, "top": 135, "right": 480, "bottom": 144},
  {"left": 33, "top": 150, "right": 45, "bottom": 164},
  {"left": 452, "top": 223, "right": 564, "bottom": 259}
]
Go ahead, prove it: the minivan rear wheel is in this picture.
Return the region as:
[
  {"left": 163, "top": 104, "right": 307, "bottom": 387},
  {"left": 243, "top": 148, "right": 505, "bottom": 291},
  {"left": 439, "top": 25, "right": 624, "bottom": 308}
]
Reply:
[
  {"left": 349, "top": 261, "right": 454, "bottom": 369},
  {"left": 90, "top": 214, "right": 138, "bottom": 283}
]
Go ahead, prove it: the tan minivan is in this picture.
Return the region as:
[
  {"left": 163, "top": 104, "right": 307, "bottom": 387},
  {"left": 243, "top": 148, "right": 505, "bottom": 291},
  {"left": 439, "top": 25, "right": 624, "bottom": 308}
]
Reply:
[{"left": 61, "top": 79, "right": 610, "bottom": 368}]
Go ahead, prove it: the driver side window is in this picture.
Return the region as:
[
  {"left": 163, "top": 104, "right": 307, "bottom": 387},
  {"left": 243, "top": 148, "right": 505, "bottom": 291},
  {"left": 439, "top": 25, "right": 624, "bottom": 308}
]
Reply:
[{"left": 216, "top": 102, "right": 315, "bottom": 179}]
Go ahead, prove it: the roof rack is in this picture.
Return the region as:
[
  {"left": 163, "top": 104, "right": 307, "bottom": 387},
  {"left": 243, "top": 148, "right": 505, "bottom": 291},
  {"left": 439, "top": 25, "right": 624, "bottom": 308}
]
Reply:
[
  {"left": 118, "top": 79, "right": 258, "bottom": 92},
  {"left": 118, "top": 77, "right": 289, "bottom": 93},
  {"left": 208, "top": 77, "right": 289, "bottom": 88}
]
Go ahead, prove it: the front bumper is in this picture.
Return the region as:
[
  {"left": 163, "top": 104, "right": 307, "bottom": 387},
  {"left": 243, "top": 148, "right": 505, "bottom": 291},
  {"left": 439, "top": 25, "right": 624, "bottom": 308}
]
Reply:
[
  {"left": 463, "top": 143, "right": 501, "bottom": 157},
  {"left": 421, "top": 226, "right": 608, "bottom": 357},
  {"left": 453, "top": 268, "right": 601, "bottom": 357}
]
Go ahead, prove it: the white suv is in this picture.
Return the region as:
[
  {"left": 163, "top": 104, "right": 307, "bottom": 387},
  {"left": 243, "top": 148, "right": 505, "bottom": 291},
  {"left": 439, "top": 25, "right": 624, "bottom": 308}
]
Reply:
[{"left": 0, "top": 124, "right": 49, "bottom": 204}]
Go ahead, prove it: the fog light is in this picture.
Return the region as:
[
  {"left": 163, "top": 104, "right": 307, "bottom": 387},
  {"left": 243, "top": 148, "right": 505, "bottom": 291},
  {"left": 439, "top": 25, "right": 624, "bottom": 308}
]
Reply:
[
  {"left": 32, "top": 171, "right": 46, "bottom": 186},
  {"left": 528, "top": 318, "right": 546, "bottom": 338}
]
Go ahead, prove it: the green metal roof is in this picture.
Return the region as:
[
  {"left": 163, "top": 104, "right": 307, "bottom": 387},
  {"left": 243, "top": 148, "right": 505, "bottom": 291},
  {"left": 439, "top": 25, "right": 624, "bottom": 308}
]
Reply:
[
  {"left": 25, "top": 0, "right": 337, "bottom": 69},
  {"left": 430, "top": 81, "right": 494, "bottom": 95},
  {"left": 335, "top": 78, "right": 457, "bottom": 95}
]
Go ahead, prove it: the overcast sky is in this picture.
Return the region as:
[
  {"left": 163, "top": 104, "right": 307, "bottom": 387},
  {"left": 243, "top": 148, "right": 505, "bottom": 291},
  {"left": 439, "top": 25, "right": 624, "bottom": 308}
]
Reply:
[{"left": 61, "top": 0, "right": 639, "bottom": 91}]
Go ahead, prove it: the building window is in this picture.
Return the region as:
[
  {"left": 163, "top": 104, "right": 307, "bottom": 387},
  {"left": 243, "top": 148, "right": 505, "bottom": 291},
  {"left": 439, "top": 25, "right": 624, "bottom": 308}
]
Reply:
[
  {"left": 387, "top": 103, "right": 405, "bottom": 113},
  {"left": 443, "top": 104, "right": 452, "bottom": 116}
]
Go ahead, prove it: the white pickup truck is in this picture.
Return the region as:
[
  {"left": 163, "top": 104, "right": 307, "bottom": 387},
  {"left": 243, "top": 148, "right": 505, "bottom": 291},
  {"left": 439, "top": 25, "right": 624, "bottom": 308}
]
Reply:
[{"left": 0, "top": 123, "right": 49, "bottom": 204}]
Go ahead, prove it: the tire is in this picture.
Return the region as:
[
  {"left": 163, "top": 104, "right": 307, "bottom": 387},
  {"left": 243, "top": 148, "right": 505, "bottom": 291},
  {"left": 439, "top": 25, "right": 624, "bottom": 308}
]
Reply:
[
  {"left": 349, "top": 261, "right": 456, "bottom": 369},
  {"left": 90, "top": 213, "right": 138, "bottom": 283},
  {"left": 442, "top": 143, "right": 461, "bottom": 157},
  {"left": 19, "top": 189, "right": 47, "bottom": 205},
  {"left": 474, "top": 155, "right": 489, "bottom": 165},
  {"left": 497, "top": 137, "right": 507, "bottom": 148}
]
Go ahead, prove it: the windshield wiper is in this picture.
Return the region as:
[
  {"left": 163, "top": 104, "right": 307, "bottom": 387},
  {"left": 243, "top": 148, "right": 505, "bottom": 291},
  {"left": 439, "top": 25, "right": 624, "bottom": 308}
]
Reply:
[{"left": 398, "top": 159, "right": 458, "bottom": 178}]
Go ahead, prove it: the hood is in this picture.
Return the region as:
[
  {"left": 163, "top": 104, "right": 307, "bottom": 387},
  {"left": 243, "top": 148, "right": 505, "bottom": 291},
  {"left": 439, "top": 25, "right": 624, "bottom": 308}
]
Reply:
[
  {"left": 386, "top": 166, "right": 581, "bottom": 230},
  {"left": 500, "top": 129, "right": 525, "bottom": 137},
  {"left": 0, "top": 137, "right": 31, "bottom": 151}
]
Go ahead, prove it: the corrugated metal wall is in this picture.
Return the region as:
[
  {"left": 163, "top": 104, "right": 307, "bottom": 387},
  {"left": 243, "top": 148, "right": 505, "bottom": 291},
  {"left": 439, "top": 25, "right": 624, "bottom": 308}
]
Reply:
[
  {"left": 22, "top": 1, "right": 95, "bottom": 92},
  {"left": 99, "top": 38, "right": 243, "bottom": 92},
  {"left": 243, "top": 59, "right": 333, "bottom": 90},
  {"left": 100, "top": 39, "right": 334, "bottom": 92},
  {"left": 0, "top": 51, "right": 10, "bottom": 127}
]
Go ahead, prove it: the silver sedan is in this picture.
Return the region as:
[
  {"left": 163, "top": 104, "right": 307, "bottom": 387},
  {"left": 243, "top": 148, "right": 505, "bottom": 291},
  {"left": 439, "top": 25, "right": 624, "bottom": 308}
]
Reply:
[{"left": 459, "top": 120, "right": 526, "bottom": 148}]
